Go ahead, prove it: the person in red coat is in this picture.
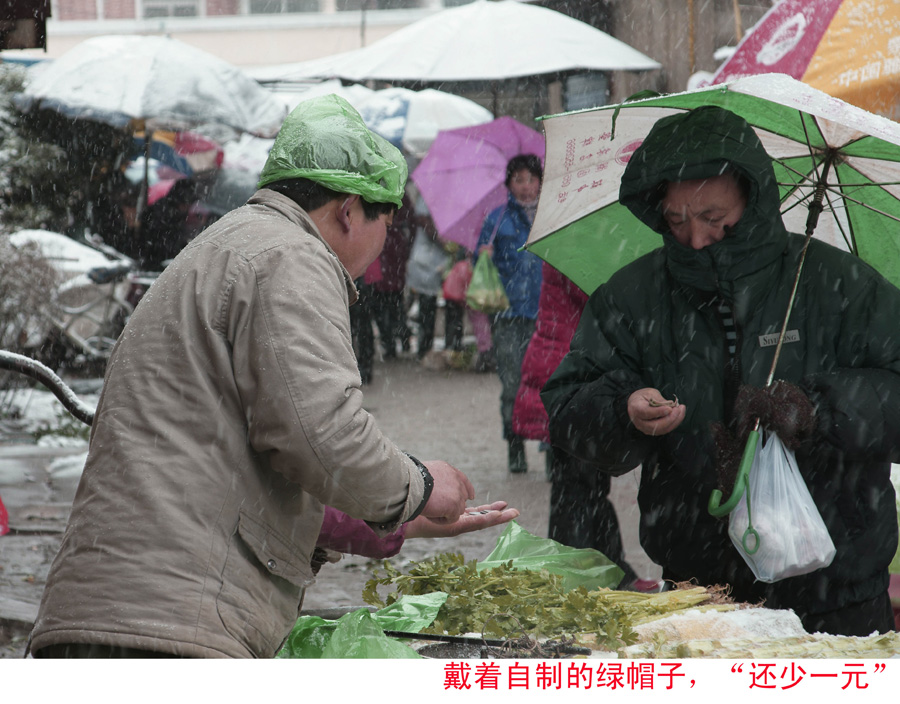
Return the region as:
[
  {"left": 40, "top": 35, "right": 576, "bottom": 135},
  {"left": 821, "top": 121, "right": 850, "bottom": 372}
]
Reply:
[
  {"left": 0, "top": 493, "right": 8, "bottom": 536},
  {"left": 512, "top": 262, "right": 637, "bottom": 586}
]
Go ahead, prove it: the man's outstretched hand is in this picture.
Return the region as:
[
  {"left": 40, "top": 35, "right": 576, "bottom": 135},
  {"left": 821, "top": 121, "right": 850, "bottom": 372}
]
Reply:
[
  {"left": 420, "top": 460, "right": 476, "bottom": 523},
  {"left": 405, "top": 501, "right": 519, "bottom": 539}
]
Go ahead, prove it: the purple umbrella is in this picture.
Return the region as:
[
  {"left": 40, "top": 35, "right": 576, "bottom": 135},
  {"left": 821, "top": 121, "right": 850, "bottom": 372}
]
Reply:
[{"left": 411, "top": 116, "right": 545, "bottom": 252}]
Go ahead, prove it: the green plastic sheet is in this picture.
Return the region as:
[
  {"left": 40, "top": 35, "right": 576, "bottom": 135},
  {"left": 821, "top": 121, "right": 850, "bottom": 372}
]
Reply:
[
  {"left": 258, "top": 93, "right": 407, "bottom": 207},
  {"left": 321, "top": 610, "right": 421, "bottom": 659},
  {"left": 478, "top": 521, "right": 624, "bottom": 591},
  {"left": 277, "top": 592, "right": 447, "bottom": 659}
]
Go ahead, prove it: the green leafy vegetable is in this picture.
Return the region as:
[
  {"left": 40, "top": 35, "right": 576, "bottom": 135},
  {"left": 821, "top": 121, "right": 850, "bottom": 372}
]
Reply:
[{"left": 364, "top": 553, "right": 716, "bottom": 651}]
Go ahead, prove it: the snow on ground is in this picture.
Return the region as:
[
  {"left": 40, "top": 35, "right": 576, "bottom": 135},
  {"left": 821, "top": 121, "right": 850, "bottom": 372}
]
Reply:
[
  {"left": 1, "top": 385, "right": 95, "bottom": 442},
  {"left": 0, "top": 385, "right": 93, "bottom": 485}
]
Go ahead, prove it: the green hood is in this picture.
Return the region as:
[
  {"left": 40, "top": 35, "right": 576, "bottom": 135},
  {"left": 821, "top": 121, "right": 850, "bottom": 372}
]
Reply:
[
  {"left": 619, "top": 106, "right": 789, "bottom": 292},
  {"left": 258, "top": 93, "right": 408, "bottom": 207}
]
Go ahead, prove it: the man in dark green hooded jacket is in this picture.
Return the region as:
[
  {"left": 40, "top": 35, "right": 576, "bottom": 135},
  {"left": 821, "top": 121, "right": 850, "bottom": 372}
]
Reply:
[{"left": 542, "top": 105, "right": 900, "bottom": 636}]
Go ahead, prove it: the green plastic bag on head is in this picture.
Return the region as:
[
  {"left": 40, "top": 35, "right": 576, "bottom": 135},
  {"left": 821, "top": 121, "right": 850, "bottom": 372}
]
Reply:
[
  {"left": 258, "top": 93, "right": 408, "bottom": 207},
  {"left": 478, "top": 521, "right": 624, "bottom": 592}
]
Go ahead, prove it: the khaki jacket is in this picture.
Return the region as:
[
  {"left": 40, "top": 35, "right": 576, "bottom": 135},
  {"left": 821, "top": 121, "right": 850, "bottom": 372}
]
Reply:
[{"left": 31, "top": 189, "right": 424, "bottom": 658}]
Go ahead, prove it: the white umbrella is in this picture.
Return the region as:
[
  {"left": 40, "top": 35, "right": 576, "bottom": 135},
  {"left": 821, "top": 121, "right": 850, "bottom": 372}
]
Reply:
[
  {"left": 215, "top": 86, "right": 494, "bottom": 201},
  {"left": 18, "top": 35, "right": 288, "bottom": 221},
  {"left": 259, "top": 78, "right": 375, "bottom": 114},
  {"left": 355, "top": 87, "right": 493, "bottom": 157},
  {"left": 262, "top": 0, "right": 660, "bottom": 84},
  {"left": 19, "top": 35, "right": 287, "bottom": 137}
]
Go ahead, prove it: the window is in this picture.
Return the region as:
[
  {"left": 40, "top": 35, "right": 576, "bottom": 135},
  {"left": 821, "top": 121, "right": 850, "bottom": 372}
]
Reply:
[
  {"left": 336, "top": 0, "right": 423, "bottom": 10},
  {"left": 374, "top": 0, "right": 422, "bottom": 7},
  {"left": 143, "top": 0, "right": 200, "bottom": 17},
  {"left": 249, "top": 0, "right": 319, "bottom": 12},
  {"left": 565, "top": 73, "right": 610, "bottom": 112}
]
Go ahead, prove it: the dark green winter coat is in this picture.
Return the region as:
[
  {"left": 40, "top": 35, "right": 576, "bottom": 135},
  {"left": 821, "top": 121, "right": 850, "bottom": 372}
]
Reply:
[{"left": 542, "top": 106, "right": 900, "bottom": 618}]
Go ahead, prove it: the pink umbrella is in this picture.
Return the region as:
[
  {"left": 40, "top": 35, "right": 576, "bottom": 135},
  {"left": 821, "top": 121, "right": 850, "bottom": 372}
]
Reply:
[
  {"left": 411, "top": 116, "right": 545, "bottom": 252},
  {"left": 147, "top": 178, "right": 181, "bottom": 206}
]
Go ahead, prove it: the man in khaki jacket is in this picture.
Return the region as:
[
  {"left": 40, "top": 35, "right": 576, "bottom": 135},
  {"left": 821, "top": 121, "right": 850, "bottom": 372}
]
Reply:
[{"left": 29, "top": 95, "right": 512, "bottom": 658}]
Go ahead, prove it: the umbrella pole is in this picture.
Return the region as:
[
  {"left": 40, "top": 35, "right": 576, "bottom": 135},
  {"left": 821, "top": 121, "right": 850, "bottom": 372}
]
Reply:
[
  {"left": 708, "top": 152, "right": 835, "bottom": 518},
  {"left": 732, "top": 0, "right": 743, "bottom": 41},
  {"left": 135, "top": 126, "right": 152, "bottom": 231},
  {"left": 764, "top": 152, "right": 835, "bottom": 387}
]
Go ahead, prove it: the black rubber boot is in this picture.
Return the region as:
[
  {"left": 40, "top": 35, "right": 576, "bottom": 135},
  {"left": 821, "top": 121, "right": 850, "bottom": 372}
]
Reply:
[
  {"left": 508, "top": 436, "right": 527, "bottom": 474},
  {"left": 474, "top": 349, "right": 496, "bottom": 373}
]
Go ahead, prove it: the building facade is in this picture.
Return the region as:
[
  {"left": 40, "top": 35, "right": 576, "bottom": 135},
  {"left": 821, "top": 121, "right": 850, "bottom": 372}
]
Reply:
[
  {"left": 4, "top": 0, "right": 774, "bottom": 122},
  {"left": 10, "top": 0, "right": 452, "bottom": 66}
]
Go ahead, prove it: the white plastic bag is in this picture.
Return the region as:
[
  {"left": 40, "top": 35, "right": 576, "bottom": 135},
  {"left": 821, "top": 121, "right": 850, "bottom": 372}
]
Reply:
[
  {"left": 728, "top": 431, "right": 836, "bottom": 583},
  {"left": 406, "top": 230, "right": 447, "bottom": 296}
]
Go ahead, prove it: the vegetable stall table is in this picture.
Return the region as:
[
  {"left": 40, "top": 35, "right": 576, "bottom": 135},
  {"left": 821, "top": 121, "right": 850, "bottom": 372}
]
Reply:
[{"left": 283, "top": 523, "right": 900, "bottom": 659}]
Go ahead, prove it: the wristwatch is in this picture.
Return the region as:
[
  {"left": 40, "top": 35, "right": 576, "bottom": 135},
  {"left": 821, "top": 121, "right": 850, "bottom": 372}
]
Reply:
[{"left": 404, "top": 453, "right": 434, "bottom": 522}]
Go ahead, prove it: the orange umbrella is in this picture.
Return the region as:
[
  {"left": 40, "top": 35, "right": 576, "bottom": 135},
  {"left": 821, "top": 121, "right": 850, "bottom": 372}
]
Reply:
[{"left": 710, "top": 0, "right": 900, "bottom": 119}]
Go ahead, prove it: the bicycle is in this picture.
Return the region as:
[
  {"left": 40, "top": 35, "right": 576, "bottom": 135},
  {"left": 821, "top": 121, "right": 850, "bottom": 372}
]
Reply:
[{"left": 8, "top": 230, "right": 161, "bottom": 372}]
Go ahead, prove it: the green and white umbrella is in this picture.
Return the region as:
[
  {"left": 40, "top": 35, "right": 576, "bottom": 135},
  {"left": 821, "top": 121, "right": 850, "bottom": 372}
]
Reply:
[
  {"left": 525, "top": 73, "right": 900, "bottom": 295},
  {"left": 527, "top": 73, "right": 900, "bottom": 522}
]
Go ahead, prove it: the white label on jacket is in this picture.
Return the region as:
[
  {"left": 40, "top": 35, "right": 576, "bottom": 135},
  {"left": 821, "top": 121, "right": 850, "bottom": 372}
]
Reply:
[{"left": 758, "top": 330, "right": 800, "bottom": 347}]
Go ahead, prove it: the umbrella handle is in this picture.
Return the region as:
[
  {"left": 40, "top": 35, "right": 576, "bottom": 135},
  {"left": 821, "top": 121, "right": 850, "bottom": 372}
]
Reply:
[
  {"left": 707, "top": 429, "right": 759, "bottom": 517},
  {"left": 742, "top": 524, "right": 761, "bottom": 555}
]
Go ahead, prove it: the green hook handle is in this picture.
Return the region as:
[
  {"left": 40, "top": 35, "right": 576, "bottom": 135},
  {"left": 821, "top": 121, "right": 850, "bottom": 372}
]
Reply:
[
  {"left": 707, "top": 429, "right": 760, "bottom": 517},
  {"left": 742, "top": 523, "right": 761, "bottom": 555}
]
